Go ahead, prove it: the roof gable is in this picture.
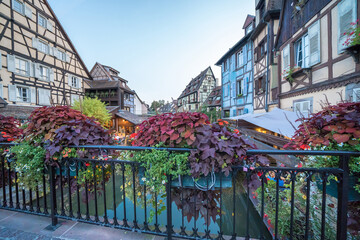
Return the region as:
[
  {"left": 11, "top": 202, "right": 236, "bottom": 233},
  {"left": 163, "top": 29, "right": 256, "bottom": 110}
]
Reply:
[
  {"left": 43, "top": 0, "right": 91, "bottom": 78},
  {"left": 242, "top": 15, "right": 255, "bottom": 29},
  {"left": 178, "top": 67, "right": 215, "bottom": 99}
]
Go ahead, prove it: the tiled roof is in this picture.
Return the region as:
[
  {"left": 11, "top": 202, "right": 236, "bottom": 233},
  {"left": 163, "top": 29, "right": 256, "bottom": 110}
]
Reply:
[
  {"left": 86, "top": 79, "right": 134, "bottom": 93},
  {"left": 0, "top": 105, "right": 40, "bottom": 120},
  {"left": 178, "top": 67, "right": 213, "bottom": 99},
  {"left": 106, "top": 106, "right": 121, "bottom": 113},
  {"left": 115, "top": 110, "right": 148, "bottom": 125},
  {"left": 242, "top": 14, "right": 255, "bottom": 29},
  {"left": 205, "top": 86, "right": 222, "bottom": 107}
]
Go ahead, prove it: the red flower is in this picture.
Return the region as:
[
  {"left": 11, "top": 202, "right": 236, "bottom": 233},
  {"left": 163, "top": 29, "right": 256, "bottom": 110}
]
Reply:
[
  {"left": 218, "top": 122, "right": 224, "bottom": 126},
  {"left": 257, "top": 172, "right": 262, "bottom": 177},
  {"left": 264, "top": 214, "right": 268, "bottom": 218},
  {"left": 233, "top": 129, "right": 240, "bottom": 134},
  {"left": 85, "top": 163, "right": 90, "bottom": 167},
  {"left": 267, "top": 219, "right": 271, "bottom": 224}
]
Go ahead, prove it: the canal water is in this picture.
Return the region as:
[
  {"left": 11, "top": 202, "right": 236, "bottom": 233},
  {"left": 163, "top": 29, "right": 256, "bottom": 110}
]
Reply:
[{"left": 38, "top": 173, "right": 271, "bottom": 239}]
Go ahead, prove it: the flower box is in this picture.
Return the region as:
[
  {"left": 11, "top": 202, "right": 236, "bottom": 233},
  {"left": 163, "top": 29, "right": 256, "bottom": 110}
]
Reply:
[
  {"left": 344, "top": 44, "right": 360, "bottom": 64},
  {"left": 315, "top": 175, "right": 360, "bottom": 202}
]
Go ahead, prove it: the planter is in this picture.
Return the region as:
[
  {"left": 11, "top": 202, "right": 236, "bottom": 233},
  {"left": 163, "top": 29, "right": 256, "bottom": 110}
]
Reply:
[
  {"left": 55, "top": 161, "right": 81, "bottom": 177},
  {"left": 344, "top": 44, "right": 360, "bottom": 64},
  {"left": 315, "top": 175, "right": 360, "bottom": 202},
  {"left": 138, "top": 167, "right": 232, "bottom": 190}
]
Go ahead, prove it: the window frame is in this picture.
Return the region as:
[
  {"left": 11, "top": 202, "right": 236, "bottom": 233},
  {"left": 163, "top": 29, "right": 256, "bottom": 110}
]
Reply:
[
  {"left": 13, "top": 0, "right": 24, "bottom": 15},
  {"left": 237, "top": 78, "right": 244, "bottom": 96},
  {"left": 38, "top": 13, "right": 47, "bottom": 28},
  {"left": 14, "top": 56, "right": 30, "bottom": 76},
  {"left": 236, "top": 48, "right": 244, "bottom": 68},
  {"left": 39, "top": 65, "right": 50, "bottom": 81},
  {"left": 16, "top": 86, "right": 30, "bottom": 103},
  {"left": 294, "top": 33, "right": 309, "bottom": 68},
  {"left": 293, "top": 98, "right": 312, "bottom": 116},
  {"left": 38, "top": 40, "right": 49, "bottom": 54}
]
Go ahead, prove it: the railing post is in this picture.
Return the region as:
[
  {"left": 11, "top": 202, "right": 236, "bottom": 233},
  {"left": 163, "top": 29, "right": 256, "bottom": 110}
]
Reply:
[
  {"left": 49, "top": 165, "right": 58, "bottom": 227},
  {"left": 336, "top": 155, "right": 349, "bottom": 240},
  {"left": 166, "top": 172, "right": 172, "bottom": 240}
]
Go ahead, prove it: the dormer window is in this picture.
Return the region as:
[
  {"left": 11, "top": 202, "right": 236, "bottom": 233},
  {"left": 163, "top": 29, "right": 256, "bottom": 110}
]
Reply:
[{"left": 245, "top": 24, "right": 253, "bottom": 35}]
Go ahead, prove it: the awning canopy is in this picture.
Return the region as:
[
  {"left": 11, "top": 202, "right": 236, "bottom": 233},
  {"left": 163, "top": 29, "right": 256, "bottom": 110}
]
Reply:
[{"left": 228, "top": 108, "right": 301, "bottom": 138}]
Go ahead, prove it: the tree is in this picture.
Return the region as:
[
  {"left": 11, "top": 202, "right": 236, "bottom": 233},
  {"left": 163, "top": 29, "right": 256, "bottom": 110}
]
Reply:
[
  {"left": 72, "top": 97, "right": 111, "bottom": 127},
  {"left": 150, "top": 100, "right": 165, "bottom": 113},
  {"left": 200, "top": 105, "right": 221, "bottom": 123}
]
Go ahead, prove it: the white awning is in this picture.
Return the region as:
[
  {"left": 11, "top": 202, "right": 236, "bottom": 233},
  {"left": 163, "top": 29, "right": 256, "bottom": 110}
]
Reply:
[{"left": 228, "top": 108, "right": 301, "bottom": 138}]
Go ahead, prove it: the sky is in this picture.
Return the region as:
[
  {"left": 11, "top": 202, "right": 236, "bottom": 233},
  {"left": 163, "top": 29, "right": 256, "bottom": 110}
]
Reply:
[{"left": 47, "top": 0, "right": 255, "bottom": 105}]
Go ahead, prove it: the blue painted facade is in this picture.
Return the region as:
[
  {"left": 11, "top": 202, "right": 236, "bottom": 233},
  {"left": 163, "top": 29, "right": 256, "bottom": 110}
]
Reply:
[{"left": 215, "top": 17, "right": 255, "bottom": 118}]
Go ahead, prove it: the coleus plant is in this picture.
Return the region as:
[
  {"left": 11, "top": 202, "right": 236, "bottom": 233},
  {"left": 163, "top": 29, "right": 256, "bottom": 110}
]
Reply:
[
  {"left": 133, "top": 112, "right": 209, "bottom": 147},
  {"left": 0, "top": 115, "right": 23, "bottom": 142}
]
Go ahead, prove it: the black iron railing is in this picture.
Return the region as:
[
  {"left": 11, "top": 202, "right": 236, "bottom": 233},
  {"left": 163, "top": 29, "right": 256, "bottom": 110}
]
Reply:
[{"left": 0, "top": 143, "right": 359, "bottom": 240}]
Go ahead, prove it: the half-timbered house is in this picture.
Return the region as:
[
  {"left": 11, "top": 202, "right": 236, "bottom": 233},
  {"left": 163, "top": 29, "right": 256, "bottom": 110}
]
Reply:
[
  {"left": 85, "top": 62, "right": 135, "bottom": 113},
  {"left": 215, "top": 15, "right": 255, "bottom": 118},
  {"left": 177, "top": 66, "right": 217, "bottom": 112},
  {"left": 275, "top": 0, "right": 359, "bottom": 116},
  {"left": 0, "top": 0, "right": 91, "bottom": 114},
  {"left": 252, "top": 0, "right": 281, "bottom": 113}
]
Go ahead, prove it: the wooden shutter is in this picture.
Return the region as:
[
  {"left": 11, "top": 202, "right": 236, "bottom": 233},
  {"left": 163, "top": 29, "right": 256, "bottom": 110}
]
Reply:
[
  {"left": 254, "top": 47, "right": 258, "bottom": 62},
  {"left": 68, "top": 74, "right": 72, "bottom": 87},
  {"left": 24, "top": 4, "right": 32, "bottom": 18},
  {"left": 65, "top": 54, "right": 70, "bottom": 63},
  {"left": 0, "top": 84, "right": 3, "bottom": 97},
  {"left": 46, "top": 20, "right": 53, "bottom": 32},
  {"left": 38, "top": 88, "right": 50, "bottom": 105},
  {"left": 8, "top": 85, "right": 17, "bottom": 102},
  {"left": 49, "top": 47, "right": 54, "bottom": 56},
  {"left": 30, "top": 87, "right": 36, "bottom": 103},
  {"left": 30, "top": 62, "right": 35, "bottom": 77},
  {"left": 32, "top": 37, "right": 39, "bottom": 49},
  {"left": 282, "top": 44, "right": 290, "bottom": 73},
  {"left": 308, "top": 20, "right": 321, "bottom": 66},
  {"left": 49, "top": 69, "right": 54, "bottom": 82},
  {"left": 7, "top": 54, "right": 15, "bottom": 72},
  {"left": 34, "top": 63, "right": 40, "bottom": 79},
  {"left": 338, "top": 0, "right": 357, "bottom": 51},
  {"left": 353, "top": 88, "right": 360, "bottom": 102}
]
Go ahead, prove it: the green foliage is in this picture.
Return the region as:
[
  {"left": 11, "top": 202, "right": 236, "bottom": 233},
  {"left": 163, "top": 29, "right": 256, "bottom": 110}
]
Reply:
[
  {"left": 72, "top": 97, "right": 111, "bottom": 127},
  {"left": 343, "top": 21, "right": 360, "bottom": 47},
  {"left": 150, "top": 100, "right": 165, "bottom": 112},
  {"left": 200, "top": 105, "right": 221, "bottom": 123},
  {"left": 10, "top": 141, "right": 46, "bottom": 189}
]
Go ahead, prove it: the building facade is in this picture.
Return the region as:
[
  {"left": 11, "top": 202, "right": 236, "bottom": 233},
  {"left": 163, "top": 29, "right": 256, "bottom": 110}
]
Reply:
[
  {"left": 86, "top": 62, "right": 135, "bottom": 113},
  {"left": 216, "top": 15, "right": 255, "bottom": 118},
  {"left": 134, "top": 91, "right": 148, "bottom": 115},
  {"left": 275, "top": 0, "right": 360, "bottom": 116},
  {"left": 0, "top": 0, "right": 91, "bottom": 112},
  {"left": 177, "top": 66, "right": 217, "bottom": 112},
  {"left": 252, "top": 0, "right": 281, "bottom": 113}
]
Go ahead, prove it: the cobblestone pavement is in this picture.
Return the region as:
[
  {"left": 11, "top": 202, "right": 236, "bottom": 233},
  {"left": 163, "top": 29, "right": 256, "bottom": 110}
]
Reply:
[{"left": 0, "top": 209, "right": 163, "bottom": 240}]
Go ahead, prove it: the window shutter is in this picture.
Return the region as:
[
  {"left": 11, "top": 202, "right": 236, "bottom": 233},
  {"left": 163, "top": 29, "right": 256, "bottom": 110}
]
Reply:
[
  {"left": 7, "top": 54, "right": 15, "bottom": 72},
  {"left": 78, "top": 78, "right": 82, "bottom": 89},
  {"left": 53, "top": 48, "right": 59, "bottom": 59},
  {"left": 0, "top": 53, "right": 2, "bottom": 69},
  {"left": 24, "top": 5, "right": 32, "bottom": 18},
  {"left": 38, "top": 88, "right": 44, "bottom": 105},
  {"left": 8, "top": 85, "right": 17, "bottom": 102},
  {"left": 49, "top": 47, "right": 54, "bottom": 56},
  {"left": 338, "top": 0, "right": 356, "bottom": 52},
  {"left": 68, "top": 74, "right": 72, "bottom": 87},
  {"left": 46, "top": 20, "right": 53, "bottom": 32},
  {"left": 353, "top": 88, "right": 360, "bottom": 102},
  {"left": 71, "top": 94, "right": 79, "bottom": 105},
  {"left": 45, "top": 89, "right": 51, "bottom": 105},
  {"left": 32, "top": 37, "right": 39, "bottom": 49},
  {"left": 30, "top": 62, "right": 35, "bottom": 77},
  {"left": 49, "top": 68, "right": 54, "bottom": 82},
  {"left": 294, "top": 102, "right": 301, "bottom": 112},
  {"left": 282, "top": 44, "right": 290, "bottom": 73},
  {"left": 34, "top": 63, "right": 40, "bottom": 79},
  {"left": 0, "top": 84, "right": 3, "bottom": 97},
  {"left": 308, "top": 20, "right": 321, "bottom": 66},
  {"left": 65, "top": 54, "right": 70, "bottom": 63},
  {"left": 30, "top": 87, "right": 36, "bottom": 103}
]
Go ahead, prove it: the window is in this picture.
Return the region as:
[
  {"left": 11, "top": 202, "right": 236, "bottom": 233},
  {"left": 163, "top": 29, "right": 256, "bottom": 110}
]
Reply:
[
  {"left": 237, "top": 79, "right": 244, "bottom": 96},
  {"left": 338, "top": 0, "right": 357, "bottom": 52},
  {"left": 71, "top": 76, "right": 79, "bottom": 88},
  {"left": 353, "top": 88, "right": 360, "bottom": 102},
  {"left": 255, "top": 76, "right": 265, "bottom": 94},
  {"left": 57, "top": 50, "right": 66, "bottom": 61},
  {"left": 38, "top": 40, "right": 49, "bottom": 54},
  {"left": 39, "top": 65, "right": 49, "bottom": 81},
  {"left": 15, "top": 57, "right": 29, "bottom": 76},
  {"left": 282, "top": 44, "right": 290, "bottom": 73},
  {"left": 237, "top": 49, "right": 244, "bottom": 68},
  {"left": 245, "top": 24, "right": 253, "bottom": 35},
  {"left": 203, "top": 85, "right": 207, "bottom": 92},
  {"left": 294, "top": 100, "right": 311, "bottom": 116},
  {"left": 17, "top": 86, "right": 30, "bottom": 102},
  {"left": 223, "top": 59, "right": 228, "bottom": 72},
  {"left": 13, "top": 0, "right": 24, "bottom": 14},
  {"left": 38, "top": 14, "right": 47, "bottom": 28},
  {"left": 38, "top": 88, "right": 51, "bottom": 105},
  {"left": 260, "top": 41, "right": 266, "bottom": 58},
  {"left": 71, "top": 94, "right": 79, "bottom": 105},
  {"left": 223, "top": 83, "right": 229, "bottom": 97},
  {"left": 294, "top": 34, "right": 309, "bottom": 68}
]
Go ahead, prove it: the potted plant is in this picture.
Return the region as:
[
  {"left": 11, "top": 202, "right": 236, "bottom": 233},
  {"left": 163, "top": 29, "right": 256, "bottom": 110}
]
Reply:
[
  {"left": 237, "top": 93, "right": 243, "bottom": 98},
  {"left": 285, "top": 102, "right": 360, "bottom": 200},
  {"left": 343, "top": 20, "right": 360, "bottom": 63}
]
